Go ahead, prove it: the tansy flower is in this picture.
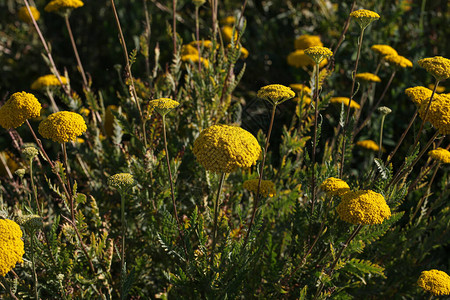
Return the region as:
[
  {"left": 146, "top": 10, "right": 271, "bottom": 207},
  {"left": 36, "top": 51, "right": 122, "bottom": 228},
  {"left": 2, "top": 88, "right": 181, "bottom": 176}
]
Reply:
[
  {"left": 181, "top": 44, "right": 198, "bottom": 56},
  {"left": 418, "top": 56, "right": 450, "bottom": 81},
  {"left": 193, "top": 124, "right": 261, "bottom": 173},
  {"left": 31, "top": 74, "right": 68, "bottom": 90},
  {"left": 243, "top": 179, "right": 276, "bottom": 197},
  {"left": 220, "top": 16, "right": 236, "bottom": 26},
  {"left": 257, "top": 84, "right": 295, "bottom": 105},
  {"left": 330, "top": 97, "right": 360, "bottom": 109},
  {"left": 0, "top": 92, "right": 41, "bottom": 129},
  {"left": 418, "top": 94, "right": 450, "bottom": 135},
  {"left": 108, "top": 173, "right": 136, "bottom": 193},
  {"left": 148, "top": 98, "right": 180, "bottom": 116},
  {"left": 355, "top": 72, "right": 381, "bottom": 82},
  {"left": 38, "top": 111, "right": 87, "bottom": 143},
  {"left": 44, "top": 0, "right": 84, "bottom": 15},
  {"left": 18, "top": 6, "right": 40, "bottom": 23},
  {"left": 428, "top": 147, "right": 450, "bottom": 164},
  {"left": 336, "top": 190, "right": 391, "bottom": 225},
  {"left": 405, "top": 86, "right": 434, "bottom": 106},
  {"left": 384, "top": 54, "right": 413, "bottom": 68},
  {"left": 304, "top": 46, "right": 333, "bottom": 64},
  {"left": 356, "top": 140, "right": 380, "bottom": 151},
  {"left": 320, "top": 177, "right": 350, "bottom": 196},
  {"left": 221, "top": 26, "right": 238, "bottom": 43},
  {"left": 371, "top": 44, "right": 398, "bottom": 57},
  {"left": 294, "top": 34, "right": 323, "bottom": 50},
  {"left": 181, "top": 54, "right": 209, "bottom": 68},
  {"left": 417, "top": 269, "right": 450, "bottom": 296},
  {"left": 0, "top": 219, "right": 25, "bottom": 277},
  {"left": 350, "top": 9, "right": 380, "bottom": 29},
  {"left": 428, "top": 84, "right": 445, "bottom": 93}
]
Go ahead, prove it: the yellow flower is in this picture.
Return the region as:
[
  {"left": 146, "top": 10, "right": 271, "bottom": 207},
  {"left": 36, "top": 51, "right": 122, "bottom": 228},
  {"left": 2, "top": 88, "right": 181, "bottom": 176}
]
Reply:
[
  {"left": 44, "top": 0, "right": 84, "bottom": 14},
  {"left": 336, "top": 190, "right": 391, "bottom": 225},
  {"left": 108, "top": 173, "right": 136, "bottom": 192},
  {"left": 221, "top": 26, "right": 238, "bottom": 43},
  {"left": 227, "top": 44, "right": 249, "bottom": 59},
  {"left": 38, "top": 111, "right": 87, "bottom": 143},
  {"left": 428, "top": 147, "right": 450, "bottom": 164},
  {"left": 418, "top": 56, "right": 450, "bottom": 81},
  {"left": 355, "top": 72, "right": 381, "bottom": 82},
  {"left": 148, "top": 98, "right": 180, "bottom": 116},
  {"left": 243, "top": 179, "right": 276, "bottom": 197},
  {"left": 181, "top": 44, "right": 198, "bottom": 56},
  {"left": 220, "top": 16, "right": 236, "bottom": 26},
  {"left": 257, "top": 84, "right": 295, "bottom": 105},
  {"left": 371, "top": 44, "right": 398, "bottom": 57},
  {"left": 330, "top": 97, "right": 360, "bottom": 109},
  {"left": 181, "top": 54, "right": 209, "bottom": 68},
  {"left": 31, "top": 74, "right": 68, "bottom": 90},
  {"left": 18, "top": 6, "right": 40, "bottom": 23},
  {"left": 189, "top": 40, "right": 214, "bottom": 49},
  {"left": 193, "top": 124, "right": 261, "bottom": 173},
  {"left": 356, "top": 140, "right": 380, "bottom": 151},
  {"left": 405, "top": 86, "right": 434, "bottom": 106},
  {"left": 428, "top": 84, "right": 446, "bottom": 93},
  {"left": 192, "top": 0, "right": 206, "bottom": 6},
  {"left": 384, "top": 54, "right": 413, "bottom": 68},
  {"left": 417, "top": 269, "right": 450, "bottom": 296},
  {"left": 320, "top": 177, "right": 350, "bottom": 196},
  {"left": 350, "top": 9, "right": 380, "bottom": 29},
  {"left": 287, "top": 50, "right": 328, "bottom": 68},
  {"left": 289, "top": 84, "right": 312, "bottom": 95},
  {"left": 294, "top": 34, "right": 323, "bottom": 50},
  {"left": 304, "top": 46, "right": 333, "bottom": 64},
  {"left": 0, "top": 219, "right": 25, "bottom": 277},
  {"left": 418, "top": 94, "right": 450, "bottom": 135},
  {"left": 0, "top": 92, "right": 42, "bottom": 129}
]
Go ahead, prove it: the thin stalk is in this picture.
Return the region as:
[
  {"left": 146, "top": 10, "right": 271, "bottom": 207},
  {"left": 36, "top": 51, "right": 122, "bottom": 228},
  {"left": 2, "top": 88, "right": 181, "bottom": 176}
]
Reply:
[
  {"left": 30, "top": 234, "right": 39, "bottom": 300},
  {"left": 195, "top": 6, "right": 202, "bottom": 72},
  {"left": 410, "top": 163, "right": 439, "bottom": 224},
  {"left": 211, "top": 0, "right": 218, "bottom": 39},
  {"left": 311, "top": 63, "right": 320, "bottom": 214},
  {"left": 210, "top": 172, "right": 226, "bottom": 263},
  {"left": 413, "top": 80, "right": 439, "bottom": 145},
  {"left": 1, "top": 277, "right": 19, "bottom": 300},
  {"left": 64, "top": 15, "right": 88, "bottom": 89},
  {"left": 120, "top": 191, "right": 126, "bottom": 299},
  {"left": 172, "top": 0, "right": 177, "bottom": 55},
  {"left": 142, "top": 0, "right": 152, "bottom": 81},
  {"left": 45, "top": 88, "right": 59, "bottom": 113},
  {"left": 378, "top": 114, "right": 386, "bottom": 158},
  {"left": 29, "top": 158, "right": 41, "bottom": 214},
  {"left": 386, "top": 109, "right": 418, "bottom": 164},
  {"left": 162, "top": 115, "right": 189, "bottom": 259},
  {"left": 62, "top": 143, "right": 73, "bottom": 196}
]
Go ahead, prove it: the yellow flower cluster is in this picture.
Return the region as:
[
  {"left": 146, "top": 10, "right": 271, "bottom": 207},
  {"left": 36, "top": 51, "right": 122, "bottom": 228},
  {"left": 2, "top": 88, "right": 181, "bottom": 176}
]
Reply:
[
  {"left": 428, "top": 147, "right": 450, "bottom": 164},
  {"left": 108, "top": 173, "right": 136, "bottom": 191},
  {"left": 355, "top": 72, "right": 381, "bottom": 82},
  {"left": 193, "top": 124, "right": 261, "bottom": 173},
  {"left": 384, "top": 54, "right": 413, "bottom": 68},
  {"left": 288, "top": 35, "right": 328, "bottom": 68},
  {"left": 31, "top": 74, "right": 68, "bottom": 90},
  {"left": 227, "top": 44, "right": 249, "bottom": 59},
  {"left": 0, "top": 219, "right": 25, "bottom": 277},
  {"left": 418, "top": 94, "right": 450, "bottom": 135},
  {"left": 243, "top": 179, "right": 276, "bottom": 197},
  {"left": 44, "top": 0, "right": 84, "bottom": 13},
  {"left": 290, "top": 84, "right": 311, "bottom": 95},
  {"left": 320, "top": 177, "right": 350, "bottom": 196},
  {"left": 149, "top": 98, "right": 180, "bottom": 116},
  {"left": 189, "top": 40, "right": 213, "bottom": 49},
  {"left": 356, "top": 140, "right": 380, "bottom": 151},
  {"left": 405, "top": 86, "right": 433, "bottom": 106},
  {"left": 350, "top": 9, "right": 380, "bottom": 29},
  {"left": 418, "top": 56, "right": 450, "bottom": 81},
  {"left": 417, "top": 269, "right": 450, "bottom": 296},
  {"left": 304, "top": 46, "right": 333, "bottom": 64},
  {"left": 38, "top": 111, "right": 87, "bottom": 143},
  {"left": 294, "top": 35, "right": 323, "bottom": 50},
  {"left": 257, "top": 84, "right": 295, "bottom": 105},
  {"left": 0, "top": 92, "right": 42, "bottom": 129},
  {"left": 330, "top": 97, "right": 360, "bottom": 109},
  {"left": 336, "top": 190, "right": 391, "bottom": 225},
  {"left": 221, "top": 26, "right": 238, "bottom": 43},
  {"left": 181, "top": 54, "right": 210, "bottom": 68},
  {"left": 220, "top": 16, "right": 235, "bottom": 26},
  {"left": 371, "top": 45, "right": 398, "bottom": 57},
  {"left": 428, "top": 84, "right": 446, "bottom": 93},
  {"left": 18, "top": 6, "right": 40, "bottom": 23}
]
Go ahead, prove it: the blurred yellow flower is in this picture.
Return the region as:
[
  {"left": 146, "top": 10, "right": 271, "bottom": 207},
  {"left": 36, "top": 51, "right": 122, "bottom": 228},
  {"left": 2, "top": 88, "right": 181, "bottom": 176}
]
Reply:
[
  {"left": 18, "top": 6, "right": 40, "bottom": 23},
  {"left": 356, "top": 140, "right": 380, "bottom": 151},
  {"left": 220, "top": 16, "right": 236, "bottom": 26},
  {"left": 181, "top": 54, "right": 209, "bottom": 68},
  {"left": 181, "top": 44, "right": 198, "bottom": 56},
  {"left": 0, "top": 92, "right": 41, "bottom": 129},
  {"left": 189, "top": 40, "right": 214, "bottom": 49},
  {"left": 418, "top": 56, "right": 450, "bottom": 81},
  {"left": 221, "top": 26, "right": 238, "bottom": 43},
  {"left": 31, "top": 74, "right": 68, "bottom": 90},
  {"left": 38, "top": 111, "right": 87, "bottom": 143},
  {"left": 287, "top": 50, "right": 328, "bottom": 68},
  {"left": 384, "top": 54, "right": 413, "bottom": 68},
  {"left": 294, "top": 34, "right": 323, "bottom": 50},
  {"left": 428, "top": 84, "right": 446, "bottom": 93},
  {"left": 320, "top": 177, "right": 350, "bottom": 196},
  {"left": 289, "top": 84, "right": 312, "bottom": 95},
  {"left": 371, "top": 44, "right": 398, "bottom": 57},
  {"left": 405, "top": 86, "right": 434, "bottom": 106},
  {"left": 417, "top": 269, "right": 450, "bottom": 296},
  {"left": 330, "top": 97, "right": 360, "bottom": 109},
  {"left": 428, "top": 147, "right": 450, "bottom": 164},
  {"left": 257, "top": 84, "right": 295, "bottom": 105},
  {"left": 243, "top": 179, "right": 276, "bottom": 197},
  {"left": 0, "top": 219, "right": 25, "bottom": 276},
  {"left": 355, "top": 72, "right": 381, "bottom": 82}
]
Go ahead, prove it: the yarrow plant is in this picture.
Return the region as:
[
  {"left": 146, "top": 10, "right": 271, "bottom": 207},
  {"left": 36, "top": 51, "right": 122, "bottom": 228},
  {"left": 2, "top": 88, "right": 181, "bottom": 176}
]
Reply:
[
  {"left": 0, "top": 92, "right": 41, "bottom": 129},
  {"left": 417, "top": 269, "right": 450, "bottom": 296},
  {"left": 0, "top": 219, "right": 25, "bottom": 277},
  {"left": 38, "top": 111, "right": 87, "bottom": 143},
  {"left": 243, "top": 179, "right": 276, "bottom": 197},
  {"left": 320, "top": 177, "right": 350, "bottom": 196}
]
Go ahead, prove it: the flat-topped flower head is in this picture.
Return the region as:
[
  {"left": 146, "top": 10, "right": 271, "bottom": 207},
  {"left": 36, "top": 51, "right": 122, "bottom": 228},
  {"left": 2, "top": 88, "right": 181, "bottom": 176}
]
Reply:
[
  {"left": 31, "top": 74, "right": 68, "bottom": 90},
  {"left": 378, "top": 106, "right": 392, "bottom": 115},
  {"left": 330, "top": 97, "right": 360, "bottom": 109},
  {"left": 38, "top": 111, "right": 87, "bottom": 143},
  {"left": 418, "top": 269, "right": 450, "bottom": 296},
  {"left": 350, "top": 9, "right": 380, "bottom": 29},
  {"left": 294, "top": 34, "right": 323, "bottom": 50},
  {"left": 181, "top": 54, "right": 209, "bottom": 68},
  {"left": 356, "top": 140, "right": 380, "bottom": 151},
  {"left": 45, "top": 0, "right": 84, "bottom": 16},
  {"left": 418, "top": 94, "right": 450, "bottom": 135},
  {"left": 243, "top": 179, "right": 276, "bottom": 197},
  {"left": 22, "top": 146, "right": 39, "bottom": 161},
  {"left": 418, "top": 56, "right": 450, "bottom": 81},
  {"left": 371, "top": 45, "right": 398, "bottom": 57},
  {"left": 148, "top": 98, "right": 180, "bottom": 117},
  {"left": 355, "top": 72, "right": 381, "bottom": 82},
  {"left": 384, "top": 54, "right": 413, "bottom": 68},
  {"left": 304, "top": 46, "right": 333, "bottom": 64},
  {"left": 0, "top": 92, "right": 41, "bottom": 129},
  {"left": 18, "top": 6, "right": 40, "bottom": 23},
  {"left": 193, "top": 124, "right": 261, "bottom": 173},
  {"left": 18, "top": 214, "right": 43, "bottom": 233},
  {"left": 257, "top": 84, "right": 295, "bottom": 105},
  {"left": 336, "top": 190, "right": 391, "bottom": 225},
  {"left": 405, "top": 86, "right": 434, "bottom": 106},
  {"left": 428, "top": 147, "right": 450, "bottom": 164},
  {"left": 0, "top": 219, "right": 25, "bottom": 276},
  {"left": 108, "top": 173, "right": 136, "bottom": 193},
  {"left": 287, "top": 50, "right": 328, "bottom": 68},
  {"left": 320, "top": 177, "right": 350, "bottom": 196}
]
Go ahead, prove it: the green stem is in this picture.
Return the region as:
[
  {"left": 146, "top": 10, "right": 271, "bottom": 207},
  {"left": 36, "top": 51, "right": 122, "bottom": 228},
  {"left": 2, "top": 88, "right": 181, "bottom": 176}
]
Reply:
[
  {"left": 413, "top": 80, "right": 440, "bottom": 146},
  {"left": 195, "top": 6, "right": 202, "bottom": 72},
  {"left": 311, "top": 63, "right": 320, "bottom": 214},
  {"left": 210, "top": 172, "right": 226, "bottom": 264},
  {"left": 172, "top": 0, "right": 177, "bottom": 55},
  {"left": 410, "top": 163, "right": 439, "bottom": 224},
  {"left": 30, "top": 234, "right": 39, "bottom": 300},
  {"left": 120, "top": 191, "right": 126, "bottom": 299},
  {"left": 378, "top": 115, "right": 386, "bottom": 159},
  {"left": 29, "top": 158, "right": 41, "bottom": 214},
  {"left": 64, "top": 15, "right": 88, "bottom": 89}
]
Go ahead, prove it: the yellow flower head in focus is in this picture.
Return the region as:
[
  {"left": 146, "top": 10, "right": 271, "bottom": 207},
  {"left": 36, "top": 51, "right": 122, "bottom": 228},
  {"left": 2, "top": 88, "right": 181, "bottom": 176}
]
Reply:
[
  {"left": 38, "top": 111, "right": 87, "bottom": 143},
  {"left": 304, "top": 46, "right": 333, "bottom": 65},
  {"left": 350, "top": 9, "right": 380, "bottom": 29},
  {"left": 193, "top": 124, "right": 261, "bottom": 173},
  {"left": 0, "top": 92, "right": 41, "bottom": 129},
  {"left": 428, "top": 84, "right": 445, "bottom": 93},
  {"left": 320, "top": 177, "right": 350, "bottom": 196},
  {"left": 257, "top": 84, "right": 295, "bottom": 105},
  {"left": 44, "top": 0, "right": 84, "bottom": 15},
  {"left": 18, "top": 6, "right": 40, "bottom": 23},
  {"left": 0, "top": 219, "right": 25, "bottom": 277},
  {"left": 181, "top": 44, "right": 199, "bottom": 56},
  {"left": 31, "top": 74, "right": 68, "bottom": 90},
  {"left": 371, "top": 45, "right": 398, "bottom": 57},
  {"left": 108, "top": 173, "right": 136, "bottom": 193},
  {"left": 428, "top": 147, "right": 450, "bottom": 164},
  {"left": 330, "top": 97, "right": 360, "bottom": 109},
  {"left": 294, "top": 35, "right": 323, "bottom": 50},
  {"left": 418, "top": 56, "right": 450, "bottom": 81},
  {"left": 356, "top": 140, "right": 380, "bottom": 151},
  {"left": 405, "top": 86, "right": 434, "bottom": 106},
  {"left": 384, "top": 54, "right": 413, "bottom": 68},
  {"left": 243, "top": 179, "right": 276, "bottom": 197},
  {"left": 220, "top": 16, "right": 236, "bottom": 26},
  {"left": 417, "top": 269, "right": 450, "bottom": 296},
  {"left": 148, "top": 98, "right": 180, "bottom": 117},
  {"left": 221, "top": 26, "right": 238, "bottom": 43},
  {"left": 181, "top": 54, "right": 209, "bottom": 68},
  {"left": 336, "top": 190, "right": 391, "bottom": 225},
  {"left": 418, "top": 94, "right": 450, "bottom": 135},
  {"left": 355, "top": 72, "right": 381, "bottom": 82}
]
